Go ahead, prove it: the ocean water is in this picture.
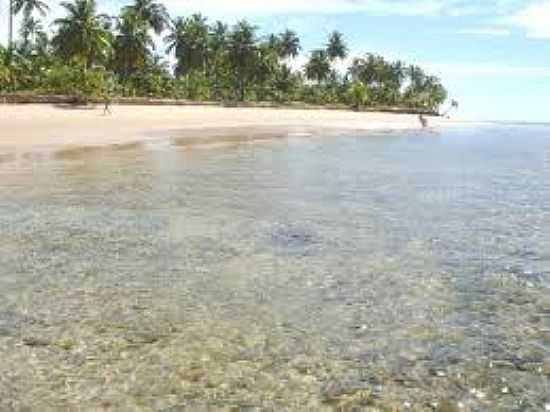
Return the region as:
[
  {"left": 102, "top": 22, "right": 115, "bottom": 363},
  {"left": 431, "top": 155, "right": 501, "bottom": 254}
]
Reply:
[{"left": 0, "top": 125, "right": 549, "bottom": 410}]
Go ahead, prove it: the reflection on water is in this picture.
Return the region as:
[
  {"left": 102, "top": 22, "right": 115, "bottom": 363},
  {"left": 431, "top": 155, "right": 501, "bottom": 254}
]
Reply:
[{"left": 0, "top": 126, "right": 549, "bottom": 410}]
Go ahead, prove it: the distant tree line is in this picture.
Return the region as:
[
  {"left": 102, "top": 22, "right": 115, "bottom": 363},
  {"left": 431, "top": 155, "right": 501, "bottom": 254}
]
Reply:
[{"left": 0, "top": 0, "right": 449, "bottom": 112}]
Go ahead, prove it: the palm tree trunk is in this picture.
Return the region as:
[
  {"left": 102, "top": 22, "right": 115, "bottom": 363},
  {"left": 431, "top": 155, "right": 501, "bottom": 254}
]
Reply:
[
  {"left": 239, "top": 78, "right": 245, "bottom": 101},
  {"left": 8, "top": 0, "right": 14, "bottom": 50}
]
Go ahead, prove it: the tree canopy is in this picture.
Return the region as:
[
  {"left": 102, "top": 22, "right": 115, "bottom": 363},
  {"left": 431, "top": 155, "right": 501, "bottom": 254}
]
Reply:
[{"left": 1, "top": 0, "right": 451, "bottom": 112}]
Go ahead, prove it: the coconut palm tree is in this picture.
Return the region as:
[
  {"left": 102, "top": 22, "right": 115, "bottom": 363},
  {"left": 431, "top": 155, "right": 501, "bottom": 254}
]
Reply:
[
  {"left": 272, "top": 63, "right": 298, "bottom": 102},
  {"left": 19, "top": 15, "right": 46, "bottom": 52},
  {"left": 326, "top": 31, "right": 348, "bottom": 61},
  {"left": 256, "top": 30, "right": 299, "bottom": 99},
  {"left": 278, "top": 29, "right": 301, "bottom": 59},
  {"left": 208, "top": 20, "right": 228, "bottom": 99},
  {"left": 403, "top": 65, "right": 446, "bottom": 111},
  {"left": 209, "top": 21, "right": 228, "bottom": 49},
  {"left": 165, "top": 14, "right": 209, "bottom": 76},
  {"left": 441, "top": 99, "right": 459, "bottom": 117},
  {"left": 164, "top": 17, "right": 186, "bottom": 76},
  {"left": 265, "top": 34, "right": 280, "bottom": 53},
  {"left": 0, "top": 46, "right": 11, "bottom": 89},
  {"left": 123, "top": 0, "right": 169, "bottom": 35},
  {"left": 8, "top": 0, "right": 14, "bottom": 50},
  {"left": 347, "top": 80, "right": 369, "bottom": 110},
  {"left": 227, "top": 20, "right": 258, "bottom": 101},
  {"left": 423, "top": 76, "right": 447, "bottom": 112},
  {"left": 12, "top": 0, "right": 48, "bottom": 52},
  {"left": 305, "top": 49, "right": 331, "bottom": 84},
  {"left": 52, "top": 0, "right": 112, "bottom": 68},
  {"left": 184, "top": 14, "right": 209, "bottom": 73},
  {"left": 8, "top": 0, "right": 49, "bottom": 50},
  {"left": 13, "top": 0, "right": 49, "bottom": 19},
  {"left": 349, "top": 53, "right": 405, "bottom": 105},
  {"left": 113, "top": 8, "right": 154, "bottom": 79},
  {"left": 255, "top": 42, "right": 280, "bottom": 100}
]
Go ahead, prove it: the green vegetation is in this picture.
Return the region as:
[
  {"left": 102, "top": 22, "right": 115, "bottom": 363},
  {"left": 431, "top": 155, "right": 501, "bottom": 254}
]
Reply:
[{"left": 1, "top": 0, "right": 449, "bottom": 112}]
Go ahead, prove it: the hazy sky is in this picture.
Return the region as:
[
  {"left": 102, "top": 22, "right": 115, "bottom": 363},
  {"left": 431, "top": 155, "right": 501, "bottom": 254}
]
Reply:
[{"left": 1, "top": 0, "right": 550, "bottom": 122}]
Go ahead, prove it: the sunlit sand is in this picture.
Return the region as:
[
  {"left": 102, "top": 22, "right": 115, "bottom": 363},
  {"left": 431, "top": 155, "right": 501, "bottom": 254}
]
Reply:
[{"left": 0, "top": 104, "right": 458, "bottom": 150}]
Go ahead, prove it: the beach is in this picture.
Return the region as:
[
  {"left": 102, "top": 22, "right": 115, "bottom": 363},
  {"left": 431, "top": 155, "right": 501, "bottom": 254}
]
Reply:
[{"left": 0, "top": 104, "right": 454, "bottom": 151}]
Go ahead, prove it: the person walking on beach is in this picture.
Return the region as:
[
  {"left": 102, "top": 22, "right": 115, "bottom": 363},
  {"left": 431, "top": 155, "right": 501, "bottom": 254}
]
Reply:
[
  {"left": 103, "top": 92, "right": 112, "bottom": 115},
  {"left": 418, "top": 114, "right": 428, "bottom": 128},
  {"left": 102, "top": 75, "right": 115, "bottom": 115}
]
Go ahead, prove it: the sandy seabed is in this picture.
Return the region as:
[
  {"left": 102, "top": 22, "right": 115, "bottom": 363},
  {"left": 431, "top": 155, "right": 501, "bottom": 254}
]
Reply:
[{"left": 0, "top": 104, "right": 460, "bottom": 152}]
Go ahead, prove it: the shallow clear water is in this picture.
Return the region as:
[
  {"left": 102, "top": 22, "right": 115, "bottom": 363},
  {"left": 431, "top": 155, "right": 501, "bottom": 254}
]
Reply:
[{"left": 0, "top": 126, "right": 549, "bottom": 411}]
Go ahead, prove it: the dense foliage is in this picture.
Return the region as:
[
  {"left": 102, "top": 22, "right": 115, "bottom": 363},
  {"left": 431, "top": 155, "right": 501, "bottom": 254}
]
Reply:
[{"left": 1, "top": 0, "right": 449, "bottom": 112}]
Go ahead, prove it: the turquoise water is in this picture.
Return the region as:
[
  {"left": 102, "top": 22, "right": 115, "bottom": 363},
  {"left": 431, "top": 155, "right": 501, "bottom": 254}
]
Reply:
[{"left": 0, "top": 126, "right": 549, "bottom": 410}]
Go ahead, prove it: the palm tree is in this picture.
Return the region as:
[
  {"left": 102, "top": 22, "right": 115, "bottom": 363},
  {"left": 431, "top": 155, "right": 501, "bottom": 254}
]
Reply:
[
  {"left": 347, "top": 80, "right": 369, "bottom": 110},
  {"left": 326, "top": 31, "right": 348, "bottom": 61},
  {"left": 403, "top": 64, "right": 427, "bottom": 107},
  {"left": 227, "top": 20, "right": 258, "bottom": 101},
  {"left": 272, "top": 63, "right": 298, "bottom": 102},
  {"left": 349, "top": 54, "right": 405, "bottom": 105},
  {"left": 209, "top": 21, "right": 228, "bottom": 56},
  {"left": 123, "top": 0, "right": 169, "bottom": 35},
  {"left": 305, "top": 49, "right": 331, "bottom": 84},
  {"left": 0, "top": 46, "right": 11, "bottom": 89},
  {"left": 19, "top": 15, "right": 46, "bottom": 51},
  {"left": 278, "top": 29, "right": 301, "bottom": 59},
  {"left": 12, "top": 0, "right": 48, "bottom": 52},
  {"left": 441, "top": 99, "right": 459, "bottom": 117},
  {"left": 113, "top": 8, "right": 154, "bottom": 79},
  {"left": 184, "top": 14, "right": 209, "bottom": 73},
  {"left": 403, "top": 65, "right": 447, "bottom": 111},
  {"left": 208, "top": 20, "right": 228, "bottom": 98},
  {"left": 255, "top": 42, "right": 280, "bottom": 100},
  {"left": 53, "top": 0, "right": 112, "bottom": 68},
  {"left": 8, "top": 0, "right": 14, "bottom": 50},
  {"left": 164, "top": 17, "right": 186, "bottom": 76},
  {"left": 165, "top": 14, "right": 209, "bottom": 76},
  {"left": 13, "top": 0, "right": 48, "bottom": 19},
  {"left": 1, "top": 44, "right": 28, "bottom": 90},
  {"left": 8, "top": 0, "right": 49, "bottom": 50},
  {"left": 266, "top": 34, "right": 279, "bottom": 52},
  {"left": 423, "top": 76, "right": 447, "bottom": 112}
]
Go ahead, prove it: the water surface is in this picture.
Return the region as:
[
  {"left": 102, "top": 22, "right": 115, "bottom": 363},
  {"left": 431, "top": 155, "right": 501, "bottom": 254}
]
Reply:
[{"left": 0, "top": 126, "right": 549, "bottom": 410}]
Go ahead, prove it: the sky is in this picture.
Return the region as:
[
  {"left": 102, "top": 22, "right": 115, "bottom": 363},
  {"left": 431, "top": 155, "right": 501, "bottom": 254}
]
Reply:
[{"left": 1, "top": 0, "right": 550, "bottom": 122}]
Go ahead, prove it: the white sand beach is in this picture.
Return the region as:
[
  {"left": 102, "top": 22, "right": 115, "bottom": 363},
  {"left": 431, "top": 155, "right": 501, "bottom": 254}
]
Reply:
[{"left": 0, "top": 104, "right": 456, "bottom": 151}]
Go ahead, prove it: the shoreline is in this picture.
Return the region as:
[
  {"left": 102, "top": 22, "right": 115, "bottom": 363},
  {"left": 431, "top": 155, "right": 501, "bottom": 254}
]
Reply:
[
  {"left": 0, "top": 94, "right": 439, "bottom": 115},
  {"left": 0, "top": 103, "right": 461, "bottom": 153}
]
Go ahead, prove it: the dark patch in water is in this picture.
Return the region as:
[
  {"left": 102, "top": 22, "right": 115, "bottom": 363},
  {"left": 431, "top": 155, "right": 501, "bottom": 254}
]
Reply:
[
  {"left": 0, "top": 311, "right": 35, "bottom": 337},
  {"left": 504, "top": 265, "right": 545, "bottom": 285},
  {"left": 176, "top": 237, "right": 240, "bottom": 264},
  {"left": 53, "top": 142, "right": 144, "bottom": 162},
  {"left": 509, "top": 248, "right": 540, "bottom": 260},
  {"left": 430, "top": 343, "right": 465, "bottom": 367},
  {"left": 54, "top": 145, "right": 103, "bottom": 161},
  {"left": 270, "top": 224, "right": 319, "bottom": 255},
  {"left": 0, "top": 153, "right": 16, "bottom": 164}
]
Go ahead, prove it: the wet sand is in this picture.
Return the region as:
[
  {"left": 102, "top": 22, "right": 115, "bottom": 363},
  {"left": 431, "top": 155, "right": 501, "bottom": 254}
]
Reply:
[{"left": 0, "top": 104, "right": 455, "bottom": 151}]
